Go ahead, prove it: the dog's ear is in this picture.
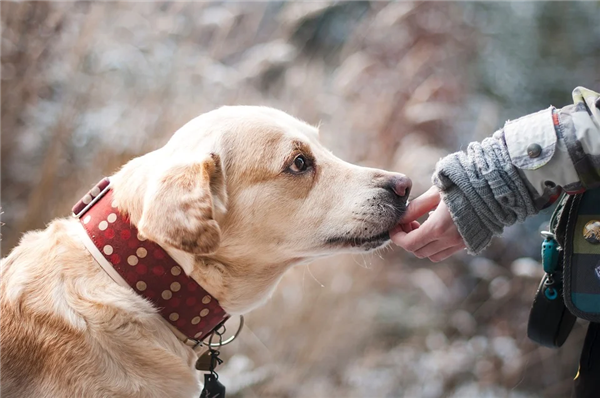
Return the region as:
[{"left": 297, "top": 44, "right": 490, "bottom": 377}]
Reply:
[{"left": 137, "top": 153, "right": 227, "bottom": 255}]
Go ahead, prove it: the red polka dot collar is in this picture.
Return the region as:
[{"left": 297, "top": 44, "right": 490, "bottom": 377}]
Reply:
[{"left": 73, "top": 178, "right": 229, "bottom": 347}]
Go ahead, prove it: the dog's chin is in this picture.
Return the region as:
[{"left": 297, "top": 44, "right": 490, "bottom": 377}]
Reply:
[{"left": 325, "top": 230, "right": 391, "bottom": 252}]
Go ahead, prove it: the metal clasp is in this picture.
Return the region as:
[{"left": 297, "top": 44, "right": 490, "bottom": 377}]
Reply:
[
  {"left": 206, "top": 315, "right": 244, "bottom": 348},
  {"left": 540, "top": 231, "right": 555, "bottom": 239}
]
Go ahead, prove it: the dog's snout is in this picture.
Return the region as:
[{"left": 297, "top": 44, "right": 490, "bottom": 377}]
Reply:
[{"left": 384, "top": 174, "right": 412, "bottom": 199}]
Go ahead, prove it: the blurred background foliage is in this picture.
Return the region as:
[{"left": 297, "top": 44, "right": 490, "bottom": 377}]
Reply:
[{"left": 2, "top": 2, "right": 599, "bottom": 397}]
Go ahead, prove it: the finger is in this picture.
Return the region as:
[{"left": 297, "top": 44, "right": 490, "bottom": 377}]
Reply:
[
  {"left": 391, "top": 224, "right": 405, "bottom": 235},
  {"left": 390, "top": 224, "right": 435, "bottom": 252},
  {"left": 429, "top": 245, "right": 464, "bottom": 263},
  {"left": 413, "top": 240, "right": 453, "bottom": 259},
  {"left": 397, "top": 221, "right": 421, "bottom": 233},
  {"left": 400, "top": 186, "right": 441, "bottom": 223},
  {"left": 391, "top": 223, "right": 410, "bottom": 235}
]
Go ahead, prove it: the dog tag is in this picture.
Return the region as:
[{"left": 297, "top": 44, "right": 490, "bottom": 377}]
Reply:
[
  {"left": 200, "top": 373, "right": 226, "bottom": 398},
  {"left": 196, "top": 351, "right": 213, "bottom": 372}
]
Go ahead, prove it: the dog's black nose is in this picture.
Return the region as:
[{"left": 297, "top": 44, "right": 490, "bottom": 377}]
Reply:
[{"left": 384, "top": 173, "right": 412, "bottom": 199}]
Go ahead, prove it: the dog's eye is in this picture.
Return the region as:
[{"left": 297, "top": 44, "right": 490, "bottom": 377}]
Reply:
[{"left": 290, "top": 155, "right": 309, "bottom": 173}]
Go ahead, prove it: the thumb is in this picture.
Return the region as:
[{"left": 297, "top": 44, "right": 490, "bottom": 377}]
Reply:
[{"left": 399, "top": 186, "right": 441, "bottom": 223}]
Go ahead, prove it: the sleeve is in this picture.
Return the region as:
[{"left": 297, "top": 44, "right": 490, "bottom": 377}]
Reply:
[
  {"left": 433, "top": 87, "right": 600, "bottom": 254},
  {"left": 503, "top": 87, "right": 600, "bottom": 199}
]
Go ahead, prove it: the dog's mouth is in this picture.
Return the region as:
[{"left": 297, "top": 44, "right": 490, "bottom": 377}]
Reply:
[
  {"left": 325, "top": 230, "right": 391, "bottom": 251},
  {"left": 323, "top": 198, "right": 407, "bottom": 252}
]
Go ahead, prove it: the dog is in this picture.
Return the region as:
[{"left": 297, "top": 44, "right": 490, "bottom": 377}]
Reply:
[{"left": 1, "top": 106, "right": 411, "bottom": 397}]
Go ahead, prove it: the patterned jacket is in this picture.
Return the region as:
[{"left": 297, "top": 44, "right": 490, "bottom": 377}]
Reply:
[
  {"left": 434, "top": 87, "right": 600, "bottom": 253},
  {"left": 506, "top": 87, "right": 600, "bottom": 205}
]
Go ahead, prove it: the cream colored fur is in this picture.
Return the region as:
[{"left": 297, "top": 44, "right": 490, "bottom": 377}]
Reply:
[{"left": 1, "top": 106, "right": 409, "bottom": 397}]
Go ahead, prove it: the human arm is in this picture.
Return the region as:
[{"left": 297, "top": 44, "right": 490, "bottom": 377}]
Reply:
[{"left": 392, "top": 87, "right": 600, "bottom": 258}]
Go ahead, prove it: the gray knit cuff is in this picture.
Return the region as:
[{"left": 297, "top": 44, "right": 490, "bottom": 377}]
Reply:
[
  {"left": 439, "top": 182, "right": 494, "bottom": 254},
  {"left": 433, "top": 134, "right": 539, "bottom": 254}
]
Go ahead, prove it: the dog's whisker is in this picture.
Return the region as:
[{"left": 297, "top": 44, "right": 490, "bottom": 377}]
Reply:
[
  {"left": 358, "top": 253, "right": 371, "bottom": 269},
  {"left": 350, "top": 254, "right": 365, "bottom": 269},
  {"left": 301, "top": 264, "right": 307, "bottom": 292},
  {"left": 306, "top": 264, "right": 324, "bottom": 288}
]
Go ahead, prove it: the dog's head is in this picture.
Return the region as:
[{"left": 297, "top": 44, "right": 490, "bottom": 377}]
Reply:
[{"left": 112, "top": 106, "right": 410, "bottom": 312}]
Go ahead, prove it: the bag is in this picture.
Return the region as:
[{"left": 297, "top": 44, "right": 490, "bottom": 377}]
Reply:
[
  {"left": 527, "top": 188, "right": 600, "bottom": 347},
  {"left": 563, "top": 189, "right": 600, "bottom": 321}
]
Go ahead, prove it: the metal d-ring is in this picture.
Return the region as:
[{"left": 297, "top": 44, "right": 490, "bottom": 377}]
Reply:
[{"left": 206, "top": 315, "right": 244, "bottom": 348}]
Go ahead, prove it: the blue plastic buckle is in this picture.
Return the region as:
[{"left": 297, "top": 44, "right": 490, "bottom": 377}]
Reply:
[{"left": 540, "top": 231, "right": 559, "bottom": 274}]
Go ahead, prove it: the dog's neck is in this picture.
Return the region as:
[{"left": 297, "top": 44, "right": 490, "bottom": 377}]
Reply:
[{"left": 163, "top": 246, "right": 297, "bottom": 315}]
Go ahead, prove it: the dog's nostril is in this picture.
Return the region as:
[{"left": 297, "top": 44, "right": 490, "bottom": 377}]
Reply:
[{"left": 388, "top": 174, "right": 412, "bottom": 199}]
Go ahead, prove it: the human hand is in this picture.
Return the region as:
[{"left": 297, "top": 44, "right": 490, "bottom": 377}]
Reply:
[{"left": 391, "top": 186, "right": 466, "bottom": 262}]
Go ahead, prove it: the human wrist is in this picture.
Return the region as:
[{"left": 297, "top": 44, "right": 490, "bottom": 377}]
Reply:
[{"left": 432, "top": 135, "right": 538, "bottom": 254}]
